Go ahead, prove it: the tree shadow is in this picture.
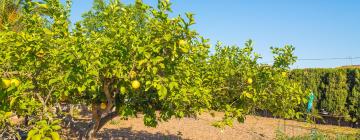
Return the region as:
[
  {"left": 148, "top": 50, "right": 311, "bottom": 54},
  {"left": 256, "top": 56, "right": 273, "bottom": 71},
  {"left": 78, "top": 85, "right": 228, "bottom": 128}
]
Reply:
[{"left": 96, "top": 127, "right": 186, "bottom": 140}]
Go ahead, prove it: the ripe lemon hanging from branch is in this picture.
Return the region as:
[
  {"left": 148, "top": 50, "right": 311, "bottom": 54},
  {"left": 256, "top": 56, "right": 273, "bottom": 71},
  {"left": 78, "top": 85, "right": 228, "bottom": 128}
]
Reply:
[
  {"left": 131, "top": 80, "right": 140, "bottom": 89},
  {"left": 100, "top": 103, "right": 107, "bottom": 110},
  {"left": 1, "top": 79, "right": 11, "bottom": 89},
  {"left": 247, "top": 78, "right": 253, "bottom": 84}
]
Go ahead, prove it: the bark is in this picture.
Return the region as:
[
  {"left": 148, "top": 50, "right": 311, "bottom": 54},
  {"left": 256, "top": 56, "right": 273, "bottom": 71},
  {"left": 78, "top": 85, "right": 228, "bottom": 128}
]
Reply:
[
  {"left": 97, "top": 111, "right": 119, "bottom": 131},
  {"left": 78, "top": 80, "right": 117, "bottom": 139},
  {"left": 103, "top": 80, "right": 114, "bottom": 115},
  {"left": 81, "top": 107, "right": 119, "bottom": 140},
  {"left": 86, "top": 104, "right": 101, "bottom": 139},
  {"left": 61, "top": 103, "right": 119, "bottom": 139}
]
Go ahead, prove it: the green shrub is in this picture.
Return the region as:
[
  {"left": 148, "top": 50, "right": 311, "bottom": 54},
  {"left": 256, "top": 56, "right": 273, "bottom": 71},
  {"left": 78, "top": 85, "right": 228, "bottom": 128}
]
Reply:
[
  {"left": 290, "top": 68, "right": 360, "bottom": 122},
  {"left": 320, "top": 70, "right": 348, "bottom": 117},
  {"left": 348, "top": 69, "right": 360, "bottom": 122}
]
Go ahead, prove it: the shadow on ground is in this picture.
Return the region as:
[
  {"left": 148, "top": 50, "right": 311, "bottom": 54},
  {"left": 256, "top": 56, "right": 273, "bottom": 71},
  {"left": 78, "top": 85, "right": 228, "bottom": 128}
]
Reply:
[{"left": 97, "top": 127, "right": 186, "bottom": 140}]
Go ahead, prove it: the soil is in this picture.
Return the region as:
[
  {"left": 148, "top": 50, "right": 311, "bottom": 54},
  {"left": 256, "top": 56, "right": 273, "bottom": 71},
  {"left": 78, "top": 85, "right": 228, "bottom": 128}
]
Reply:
[{"left": 94, "top": 112, "right": 359, "bottom": 140}]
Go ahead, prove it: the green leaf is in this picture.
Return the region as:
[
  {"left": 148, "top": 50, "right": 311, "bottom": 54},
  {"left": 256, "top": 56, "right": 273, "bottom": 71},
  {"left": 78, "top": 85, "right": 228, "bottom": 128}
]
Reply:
[
  {"left": 43, "top": 28, "right": 52, "bottom": 35},
  {"left": 49, "top": 78, "right": 58, "bottom": 85},
  {"left": 158, "top": 85, "right": 167, "bottom": 100},
  {"left": 50, "top": 132, "right": 61, "bottom": 140},
  {"left": 51, "top": 125, "right": 62, "bottom": 131},
  {"left": 151, "top": 56, "right": 164, "bottom": 64},
  {"left": 26, "top": 129, "right": 38, "bottom": 140},
  {"left": 80, "top": 60, "right": 87, "bottom": 65},
  {"left": 51, "top": 120, "right": 61, "bottom": 125},
  {"left": 120, "top": 86, "right": 126, "bottom": 95},
  {"left": 244, "top": 92, "right": 252, "bottom": 99},
  {"left": 159, "top": 63, "right": 165, "bottom": 68},
  {"left": 77, "top": 85, "right": 86, "bottom": 93},
  {"left": 138, "top": 59, "right": 148, "bottom": 67},
  {"left": 169, "top": 82, "right": 178, "bottom": 90},
  {"left": 152, "top": 67, "right": 158, "bottom": 75},
  {"left": 10, "top": 97, "right": 18, "bottom": 108},
  {"left": 36, "top": 120, "right": 47, "bottom": 125},
  {"left": 4, "top": 112, "right": 12, "bottom": 118},
  {"left": 31, "top": 134, "right": 42, "bottom": 140}
]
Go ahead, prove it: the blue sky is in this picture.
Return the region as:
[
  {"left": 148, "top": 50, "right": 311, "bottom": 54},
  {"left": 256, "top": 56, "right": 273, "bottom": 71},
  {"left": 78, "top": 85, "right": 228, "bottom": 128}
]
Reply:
[{"left": 67, "top": 0, "right": 360, "bottom": 68}]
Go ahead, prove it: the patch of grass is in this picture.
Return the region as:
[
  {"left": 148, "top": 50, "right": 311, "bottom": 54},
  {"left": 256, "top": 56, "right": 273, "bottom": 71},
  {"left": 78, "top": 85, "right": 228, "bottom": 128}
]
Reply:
[
  {"left": 276, "top": 129, "right": 360, "bottom": 140},
  {"left": 109, "top": 119, "right": 121, "bottom": 125}
]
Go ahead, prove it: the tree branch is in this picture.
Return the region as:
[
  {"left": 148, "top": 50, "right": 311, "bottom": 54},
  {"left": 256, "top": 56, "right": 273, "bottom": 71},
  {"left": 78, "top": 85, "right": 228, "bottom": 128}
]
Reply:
[{"left": 103, "top": 80, "right": 114, "bottom": 115}]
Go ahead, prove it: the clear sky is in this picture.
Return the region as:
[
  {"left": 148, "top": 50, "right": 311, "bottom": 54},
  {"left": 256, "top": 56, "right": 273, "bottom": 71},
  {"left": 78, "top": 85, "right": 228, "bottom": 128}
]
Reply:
[{"left": 66, "top": 0, "right": 360, "bottom": 68}]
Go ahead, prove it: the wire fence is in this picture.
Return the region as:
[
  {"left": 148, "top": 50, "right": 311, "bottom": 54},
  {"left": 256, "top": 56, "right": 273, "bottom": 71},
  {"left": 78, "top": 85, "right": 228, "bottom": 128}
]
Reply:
[{"left": 262, "top": 56, "right": 360, "bottom": 68}]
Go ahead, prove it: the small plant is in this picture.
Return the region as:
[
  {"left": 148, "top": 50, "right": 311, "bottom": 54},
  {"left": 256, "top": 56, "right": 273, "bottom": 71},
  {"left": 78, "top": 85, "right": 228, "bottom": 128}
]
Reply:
[
  {"left": 276, "top": 129, "right": 328, "bottom": 140},
  {"left": 26, "top": 119, "right": 61, "bottom": 140},
  {"left": 0, "top": 111, "right": 12, "bottom": 128},
  {"left": 276, "top": 129, "right": 360, "bottom": 140},
  {"left": 0, "top": 111, "right": 22, "bottom": 139},
  {"left": 275, "top": 129, "right": 288, "bottom": 140},
  {"left": 109, "top": 119, "right": 121, "bottom": 125}
]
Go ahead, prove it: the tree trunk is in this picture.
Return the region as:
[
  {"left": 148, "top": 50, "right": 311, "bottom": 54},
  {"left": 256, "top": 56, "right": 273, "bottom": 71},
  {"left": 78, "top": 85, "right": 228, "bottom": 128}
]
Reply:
[
  {"left": 84, "top": 104, "right": 101, "bottom": 139},
  {"left": 81, "top": 104, "right": 119, "bottom": 140},
  {"left": 80, "top": 80, "right": 117, "bottom": 139}
]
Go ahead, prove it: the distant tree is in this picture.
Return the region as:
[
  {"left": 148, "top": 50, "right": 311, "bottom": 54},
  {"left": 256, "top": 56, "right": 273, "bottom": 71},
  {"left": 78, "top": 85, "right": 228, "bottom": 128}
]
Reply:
[{"left": 349, "top": 70, "right": 360, "bottom": 122}]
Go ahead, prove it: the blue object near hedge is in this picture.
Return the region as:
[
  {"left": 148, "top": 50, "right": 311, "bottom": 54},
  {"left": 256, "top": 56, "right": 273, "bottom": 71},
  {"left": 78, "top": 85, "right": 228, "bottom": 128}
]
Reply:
[{"left": 307, "top": 92, "right": 315, "bottom": 113}]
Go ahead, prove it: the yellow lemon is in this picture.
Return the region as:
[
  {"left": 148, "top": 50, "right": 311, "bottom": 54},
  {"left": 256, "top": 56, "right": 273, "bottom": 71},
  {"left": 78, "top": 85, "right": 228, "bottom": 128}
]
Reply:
[
  {"left": 1, "top": 79, "right": 11, "bottom": 89},
  {"left": 282, "top": 72, "right": 287, "bottom": 77},
  {"left": 129, "top": 71, "right": 137, "bottom": 79},
  {"left": 100, "top": 103, "right": 107, "bottom": 110},
  {"left": 10, "top": 79, "right": 20, "bottom": 87},
  {"left": 247, "top": 78, "right": 253, "bottom": 84},
  {"left": 131, "top": 80, "right": 140, "bottom": 89}
]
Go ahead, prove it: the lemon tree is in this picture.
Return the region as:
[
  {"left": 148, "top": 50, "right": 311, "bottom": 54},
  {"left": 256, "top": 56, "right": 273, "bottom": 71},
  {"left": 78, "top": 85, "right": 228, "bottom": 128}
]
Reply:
[
  {"left": 205, "top": 41, "right": 308, "bottom": 127},
  {"left": 0, "top": 0, "right": 71, "bottom": 139},
  {"left": 64, "top": 0, "right": 212, "bottom": 138},
  {"left": 0, "top": 0, "right": 307, "bottom": 139}
]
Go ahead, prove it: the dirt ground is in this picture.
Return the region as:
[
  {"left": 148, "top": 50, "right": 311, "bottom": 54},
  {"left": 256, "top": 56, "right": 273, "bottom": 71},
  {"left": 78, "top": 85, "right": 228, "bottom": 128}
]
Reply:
[{"left": 95, "top": 112, "right": 359, "bottom": 140}]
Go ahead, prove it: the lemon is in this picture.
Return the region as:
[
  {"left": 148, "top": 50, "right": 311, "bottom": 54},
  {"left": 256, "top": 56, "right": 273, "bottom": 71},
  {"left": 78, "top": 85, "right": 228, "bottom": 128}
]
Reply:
[
  {"left": 247, "top": 78, "right": 253, "bottom": 84},
  {"left": 100, "top": 103, "right": 107, "bottom": 110},
  {"left": 1, "top": 79, "right": 11, "bottom": 89},
  {"left": 282, "top": 72, "right": 287, "bottom": 77},
  {"left": 131, "top": 80, "right": 140, "bottom": 89}
]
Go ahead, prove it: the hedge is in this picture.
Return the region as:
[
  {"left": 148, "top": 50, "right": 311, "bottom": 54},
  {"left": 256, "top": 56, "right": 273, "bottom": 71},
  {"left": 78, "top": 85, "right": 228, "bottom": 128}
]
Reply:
[{"left": 290, "top": 68, "right": 360, "bottom": 122}]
